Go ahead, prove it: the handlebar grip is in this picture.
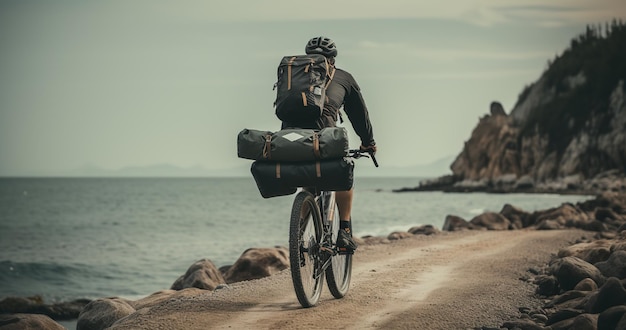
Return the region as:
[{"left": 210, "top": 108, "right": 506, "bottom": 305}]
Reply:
[
  {"left": 348, "top": 149, "right": 379, "bottom": 167},
  {"left": 370, "top": 153, "right": 379, "bottom": 168}
]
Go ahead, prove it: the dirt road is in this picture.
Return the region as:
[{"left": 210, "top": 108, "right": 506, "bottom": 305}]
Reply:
[{"left": 110, "top": 229, "right": 587, "bottom": 330}]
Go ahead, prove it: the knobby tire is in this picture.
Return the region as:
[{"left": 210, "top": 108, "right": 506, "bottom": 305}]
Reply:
[
  {"left": 289, "top": 191, "right": 323, "bottom": 308},
  {"left": 324, "top": 192, "right": 352, "bottom": 298}
]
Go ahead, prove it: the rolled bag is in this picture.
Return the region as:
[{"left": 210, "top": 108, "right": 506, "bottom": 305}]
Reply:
[
  {"left": 250, "top": 158, "right": 354, "bottom": 198},
  {"left": 237, "top": 127, "right": 349, "bottom": 161}
]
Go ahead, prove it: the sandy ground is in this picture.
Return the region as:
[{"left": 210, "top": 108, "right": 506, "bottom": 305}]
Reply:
[{"left": 108, "top": 229, "right": 589, "bottom": 330}]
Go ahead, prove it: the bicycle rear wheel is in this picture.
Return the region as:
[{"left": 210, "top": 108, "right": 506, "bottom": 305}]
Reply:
[
  {"left": 324, "top": 192, "right": 352, "bottom": 298},
  {"left": 289, "top": 191, "right": 324, "bottom": 308}
]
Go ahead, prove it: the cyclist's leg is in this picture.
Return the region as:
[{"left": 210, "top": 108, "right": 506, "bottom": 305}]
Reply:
[
  {"left": 335, "top": 189, "right": 353, "bottom": 221},
  {"left": 335, "top": 189, "right": 357, "bottom": 252}
]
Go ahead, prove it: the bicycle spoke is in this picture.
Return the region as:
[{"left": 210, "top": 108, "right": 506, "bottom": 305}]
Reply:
[{"left": 289, "top": 191, "right": 323, "bottom": 307}]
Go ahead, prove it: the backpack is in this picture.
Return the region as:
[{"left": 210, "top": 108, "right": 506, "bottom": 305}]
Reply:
[{"left": 274, "top": 54, "right": 336, "bottom": 124}]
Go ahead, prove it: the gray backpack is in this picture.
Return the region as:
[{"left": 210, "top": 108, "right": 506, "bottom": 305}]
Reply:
[{"left": 274, "top": 54, "right": 335, "bottom": 124}]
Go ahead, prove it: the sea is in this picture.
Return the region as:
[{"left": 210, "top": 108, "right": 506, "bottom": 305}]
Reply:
[{"left": 0, "top": 177, "right": 591, "bottom": 313}]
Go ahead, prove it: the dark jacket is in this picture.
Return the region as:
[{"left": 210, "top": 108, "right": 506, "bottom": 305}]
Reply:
[{"left": 281, "top": 67, "right": 375, "bottom": 147}]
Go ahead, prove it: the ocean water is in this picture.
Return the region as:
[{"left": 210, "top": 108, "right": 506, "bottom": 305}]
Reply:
[{"left": 0, "top": 177, "right": 591, "bottom": 304}]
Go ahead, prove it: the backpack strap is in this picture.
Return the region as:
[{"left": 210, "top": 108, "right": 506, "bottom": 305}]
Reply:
[
  {"left": 287, "top": 56, "right": 296, "bottom": 90},
  {"left": 325, "top": 65, "right": 336, "bottom": 89}
]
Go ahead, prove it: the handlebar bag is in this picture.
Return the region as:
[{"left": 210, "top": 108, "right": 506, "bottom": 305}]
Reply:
[
  {"left": 250, "top": 158, "right": 354, "bottom": 198},
  {"left": 237, "top": 127, "right": 348, "bottom": 161}
]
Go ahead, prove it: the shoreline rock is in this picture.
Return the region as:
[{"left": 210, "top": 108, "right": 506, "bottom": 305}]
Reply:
[
  {"left": 394, "top": 170, "right": 626, "bottom": 196},
  {"left": 493, "top": 192, "right": 626, "bottom": 330},
  {"left": 5, "top": 192, "right": 626, "bottom": 330}
]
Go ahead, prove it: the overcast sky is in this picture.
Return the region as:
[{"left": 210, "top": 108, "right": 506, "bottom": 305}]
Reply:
[{"left": 1, "top": 0, "right": 624, "bottom": 176}]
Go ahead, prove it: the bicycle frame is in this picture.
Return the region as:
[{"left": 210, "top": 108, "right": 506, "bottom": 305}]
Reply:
[{"left": 289, "top": 148, "right": 377, "bottom": 307}]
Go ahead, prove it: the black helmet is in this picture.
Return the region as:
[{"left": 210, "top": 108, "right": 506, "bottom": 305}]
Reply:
[{"left": 305, "top": 36, "right": 337, "bottom": 58}]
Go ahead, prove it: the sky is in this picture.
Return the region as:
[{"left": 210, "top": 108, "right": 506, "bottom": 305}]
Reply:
[{"left": 1, "top": 0, "right": 625, "bottom": 176}]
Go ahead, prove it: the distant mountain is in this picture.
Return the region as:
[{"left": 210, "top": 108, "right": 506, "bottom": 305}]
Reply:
[{"left": 59, "top": 155, "right": 455, "bottom": 178}]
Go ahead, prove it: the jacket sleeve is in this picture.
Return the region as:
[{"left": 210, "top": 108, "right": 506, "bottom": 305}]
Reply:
[{"left": 343, "top": 77, "right": 375, "bottom": 147}]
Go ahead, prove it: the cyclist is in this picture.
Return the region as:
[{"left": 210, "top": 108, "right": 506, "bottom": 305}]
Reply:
[{"left": 280, "top": 36, "right": 377, "bottom": 254}]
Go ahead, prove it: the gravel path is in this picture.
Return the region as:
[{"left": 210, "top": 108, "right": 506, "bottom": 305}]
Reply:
[{"left": 109, "top": 229, "right": 588, "bottom": 330}]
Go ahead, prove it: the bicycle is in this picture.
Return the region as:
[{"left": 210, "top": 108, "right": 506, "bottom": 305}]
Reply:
[{"left": 289, "top": 149, "right": 378, "bottom": 308}]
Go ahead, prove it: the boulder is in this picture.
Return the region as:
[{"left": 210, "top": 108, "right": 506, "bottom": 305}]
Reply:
[
  {"left": 595, "top": 250, "right": 626, "bottom": 278},
  {"left": 535, "top": 275, "right": 560, "bottom": 296},
  {"left": 598, "top": 305, "right": 626, "bottom": 330},
  {"left": 574, "top": 278, "right": 599, "bottom": 291},
  {"left": 578, "top": 191, "right": 626, "bottom": 213},
  {"left": 223, "top": 246, "right": 289, "bottom": 284},
  {"left": 545, "top": 308, "right": 583, "bottom": 326},
  {"left": 0, "top": 296, "right": 44, "bottom": 315},
  {"left": 387, "top": 231, "right": 413, "bottom": 240},
  {"left": 0, "top": 295, "right": 90, "bottom": 320},
  {"left": 83, "top": 289, "right": 207, "bottom": 329},
  {"left": 595, "top": 207, "right": 624, "bottom": 222},
  {"left": 77, "top": 297, "right": 135, "bottom": 330},
  {"left": 536, "top": 219, "right": 564, "bottom": 230},
  {"left": 618, "top": 313, "right": 626, "bottom": 330},
  {"left": 544, "top": 290, "right": 590, "bottom": 309},
  {"left": 531, "top": 203, "right": 589, "bottom": 228},
  {"left": 549, "top": 256, "right": 605, "bottom": 291},
  {"left": 358, "top": 235, "right": 390, "bottom": 245},
  {"left": 584, "top": 219, "right": 610, "bottom": 232},
  {"left": 499, "top": 203, "right": 530, "bottom": 228},
  {"left": 408, "top": 224, "right": 440, "bottom": 236},
  {"left": 585, "top": 277, "right": 626, "bottom": 313},
  {"left": 611, "top": 241, "right": 626, "bottom": 253},
  {"left": 501, "top": 319, "right": 544, "bottom": 330},
  {"left": 469, "top": 212, "right": 511, "bottom": 230},
  {"left": 442, "top": 215, "right": 471, "bottom": 231},
  {"left": 548, "top": 313, "right": 598, "bottom": 330},
  {"left": 0, "top": 314, "right": 65, "bottom": 330},
  {"left": 171, "top": 258, "right": 226, "bottom": 290},
  {"left": 557, "top": 240, "right": 613, "bottom": 264}
]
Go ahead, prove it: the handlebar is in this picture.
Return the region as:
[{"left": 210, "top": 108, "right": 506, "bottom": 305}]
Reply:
[{"left": 348, "top": 149, "right": 379, "bottom": 168}]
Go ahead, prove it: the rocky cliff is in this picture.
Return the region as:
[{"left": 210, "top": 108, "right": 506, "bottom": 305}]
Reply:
[{"left": 415, "top": 21, "right": 626, "bottom": 194}]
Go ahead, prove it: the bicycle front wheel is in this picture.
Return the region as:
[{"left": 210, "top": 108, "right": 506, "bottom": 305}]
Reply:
[
  {"left": 289, "top": 191, "right": 323, "bottom": 308},
  {"left": 325, "top": 192, "right": 352, "bottom": 298}
]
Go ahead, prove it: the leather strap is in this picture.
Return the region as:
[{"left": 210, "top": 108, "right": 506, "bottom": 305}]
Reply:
[
  {"left": 315, "top": 161, "right": 321, "bottom": 178},
  {"left": 313, "top": 132, "right": 321, "bottom": 159},
  {"left": 262, "top": 134, "right": 272, "bottom": 159},
  {"left": 301, "top": 92, "right": 307, "bottom": 106},
  {"left": 287, "top": 56, "right": 296, "bottom": 90},
  {"left": 325, "top": 65, "right": 336, "bottom": 89},
  {"left": 275, "top": 163, "right": 281, "bottom": 179}
]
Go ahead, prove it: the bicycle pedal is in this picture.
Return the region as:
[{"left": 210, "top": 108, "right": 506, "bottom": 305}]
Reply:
[{"left": 337, "top": 248, "right": 354, "bottom": 255}]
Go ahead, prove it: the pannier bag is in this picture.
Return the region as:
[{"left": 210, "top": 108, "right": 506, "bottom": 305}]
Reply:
[
  {"left": 250, "top": 158, "right": 354, "bottom": 198},
  {"left": 274, "top": 54, "right": 335, "bottom": 124},
  {"left": 237, "top": 127, "right": 348, "bottom": 161}
]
